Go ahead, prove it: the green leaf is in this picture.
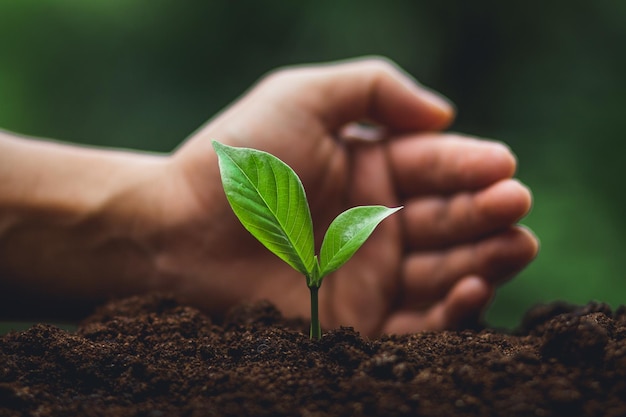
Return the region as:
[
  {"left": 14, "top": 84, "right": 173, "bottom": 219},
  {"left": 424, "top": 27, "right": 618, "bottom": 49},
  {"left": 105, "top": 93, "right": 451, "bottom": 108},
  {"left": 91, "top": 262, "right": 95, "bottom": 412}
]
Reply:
[
  {"left": 318, "top": 205, "right": 402, "bottom": 281},
  {"left": 212, "top": 141, "right": 316, "bottom": 276}
]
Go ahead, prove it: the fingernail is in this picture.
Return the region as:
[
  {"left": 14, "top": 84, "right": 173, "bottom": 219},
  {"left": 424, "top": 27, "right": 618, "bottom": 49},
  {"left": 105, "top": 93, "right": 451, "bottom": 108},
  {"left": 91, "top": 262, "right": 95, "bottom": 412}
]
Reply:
[{"left": 420, "top": 88, "right": 456, "bottom": 113}]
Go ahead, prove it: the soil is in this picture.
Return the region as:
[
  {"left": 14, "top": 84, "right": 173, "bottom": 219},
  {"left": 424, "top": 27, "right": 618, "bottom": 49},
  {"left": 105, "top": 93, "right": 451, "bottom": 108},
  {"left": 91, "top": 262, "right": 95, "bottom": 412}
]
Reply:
[{"left": 1, "top": 294, "right": 626, "bottom": 417}]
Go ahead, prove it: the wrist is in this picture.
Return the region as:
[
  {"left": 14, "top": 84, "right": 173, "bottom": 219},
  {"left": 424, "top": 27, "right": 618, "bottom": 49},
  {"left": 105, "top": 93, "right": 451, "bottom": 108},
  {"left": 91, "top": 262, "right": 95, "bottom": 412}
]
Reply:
[{"left": 0, "top": 134, "right": 172, "bottom": 317}]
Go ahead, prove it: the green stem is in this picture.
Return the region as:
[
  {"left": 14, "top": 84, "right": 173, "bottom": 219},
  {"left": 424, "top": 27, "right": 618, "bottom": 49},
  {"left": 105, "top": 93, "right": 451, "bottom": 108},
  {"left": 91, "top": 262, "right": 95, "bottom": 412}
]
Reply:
[{"left": 309, "top": 286, "right": 321, "bottom": 340}]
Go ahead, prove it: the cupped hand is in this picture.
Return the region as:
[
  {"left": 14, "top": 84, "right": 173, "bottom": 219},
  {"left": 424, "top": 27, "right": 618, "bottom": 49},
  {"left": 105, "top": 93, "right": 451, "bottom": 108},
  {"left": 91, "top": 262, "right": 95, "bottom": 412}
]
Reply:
[{"left": 159, "top": 58, "right": 538, "bottom": 337}]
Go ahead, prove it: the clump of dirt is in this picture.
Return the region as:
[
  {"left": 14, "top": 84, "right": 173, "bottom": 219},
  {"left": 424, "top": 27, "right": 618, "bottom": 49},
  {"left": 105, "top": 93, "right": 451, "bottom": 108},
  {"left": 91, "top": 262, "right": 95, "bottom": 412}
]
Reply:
[{"left": 1, "top": 294, "right": 626, "bottom": 416}]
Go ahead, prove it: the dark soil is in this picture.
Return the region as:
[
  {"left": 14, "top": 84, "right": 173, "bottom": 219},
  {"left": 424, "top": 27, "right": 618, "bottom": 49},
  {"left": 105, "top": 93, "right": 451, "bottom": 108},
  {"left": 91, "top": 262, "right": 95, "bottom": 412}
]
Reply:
[{"left": 1, "top": 294, "right": 626, "bottom": 417}]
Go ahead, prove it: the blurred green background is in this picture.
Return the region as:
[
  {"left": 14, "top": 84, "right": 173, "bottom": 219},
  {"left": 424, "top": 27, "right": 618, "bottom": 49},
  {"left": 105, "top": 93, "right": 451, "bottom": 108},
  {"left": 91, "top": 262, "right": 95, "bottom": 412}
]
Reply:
[{"left": 1, "top": 0, "right": 625, "bottom": 331}]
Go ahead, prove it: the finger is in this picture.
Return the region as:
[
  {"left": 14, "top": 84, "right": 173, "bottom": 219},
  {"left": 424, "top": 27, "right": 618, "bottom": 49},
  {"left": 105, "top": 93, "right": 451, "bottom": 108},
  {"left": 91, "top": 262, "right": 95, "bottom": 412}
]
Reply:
[
  {"left": 311, "top": 140, "right": 400, "bottom": 245},
  {"left": 400, "top": 226, "right": 538, "bottom": 309},
  {"left": 268, "top": 57, "right": 455, "bottom": 132},
  {"left": 382, "top": 276, "right": 493, "bottom": 334},
  {"left": 402, "top": 178, "right": 532, "bottom": 250},
  {"left": 387, "top": 133, "right": 517, "bottom": 197},
  {"left": 434, "top": 276, "right": 494, "bottom": 329}
]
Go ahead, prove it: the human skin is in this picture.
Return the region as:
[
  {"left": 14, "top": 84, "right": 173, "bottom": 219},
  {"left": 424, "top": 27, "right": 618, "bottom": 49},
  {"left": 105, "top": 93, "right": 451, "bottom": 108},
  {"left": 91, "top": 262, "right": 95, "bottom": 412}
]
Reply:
[{"left": 0, "top": 58, "right": 538, "bottom": 337}]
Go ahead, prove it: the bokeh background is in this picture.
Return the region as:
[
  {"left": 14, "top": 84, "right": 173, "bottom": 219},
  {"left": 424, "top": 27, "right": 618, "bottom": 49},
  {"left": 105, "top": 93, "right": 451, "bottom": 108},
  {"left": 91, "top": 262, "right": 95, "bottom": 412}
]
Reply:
[{"left": 1, "top": 0, "right": 625, "bottom": 330}]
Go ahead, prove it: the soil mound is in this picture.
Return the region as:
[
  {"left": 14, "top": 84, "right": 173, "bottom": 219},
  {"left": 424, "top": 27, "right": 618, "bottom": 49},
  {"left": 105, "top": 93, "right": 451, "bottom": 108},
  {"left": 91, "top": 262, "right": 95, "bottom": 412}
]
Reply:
[{"left": 2, "top": 294, "right": 626, "bottom": 416}]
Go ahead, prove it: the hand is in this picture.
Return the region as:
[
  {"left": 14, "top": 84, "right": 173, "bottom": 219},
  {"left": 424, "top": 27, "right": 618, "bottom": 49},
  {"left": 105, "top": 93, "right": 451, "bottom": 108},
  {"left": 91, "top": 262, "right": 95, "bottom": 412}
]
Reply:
[{"left": 155, "top": 57, "right": 538, "bottom": 336}]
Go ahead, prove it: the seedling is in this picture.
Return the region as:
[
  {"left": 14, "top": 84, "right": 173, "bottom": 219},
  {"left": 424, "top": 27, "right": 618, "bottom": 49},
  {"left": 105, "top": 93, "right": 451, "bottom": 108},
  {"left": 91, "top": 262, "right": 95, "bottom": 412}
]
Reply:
[{"left": 212, "top": 141, "right": 401, "bottom": 339}]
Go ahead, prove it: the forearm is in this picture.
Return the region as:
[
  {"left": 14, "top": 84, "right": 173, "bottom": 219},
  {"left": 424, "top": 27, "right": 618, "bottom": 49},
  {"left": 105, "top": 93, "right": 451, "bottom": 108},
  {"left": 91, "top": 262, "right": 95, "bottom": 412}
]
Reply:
[{"left": 0, "top": 130, "right": 168, "bottom": 319}]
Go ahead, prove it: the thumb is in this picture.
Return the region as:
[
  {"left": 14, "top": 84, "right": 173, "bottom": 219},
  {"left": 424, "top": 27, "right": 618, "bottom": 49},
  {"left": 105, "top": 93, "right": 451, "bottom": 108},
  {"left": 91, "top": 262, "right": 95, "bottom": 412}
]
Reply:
[{"left": 281, "top": 57, "right": 455, "bottom": 132}]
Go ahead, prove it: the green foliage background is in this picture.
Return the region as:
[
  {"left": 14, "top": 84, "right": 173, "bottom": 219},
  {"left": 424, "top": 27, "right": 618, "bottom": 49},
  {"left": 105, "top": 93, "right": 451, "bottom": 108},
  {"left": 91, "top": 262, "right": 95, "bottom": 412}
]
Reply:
[{"left": 1, "top": 0, "right": 625, "bottom": 329}]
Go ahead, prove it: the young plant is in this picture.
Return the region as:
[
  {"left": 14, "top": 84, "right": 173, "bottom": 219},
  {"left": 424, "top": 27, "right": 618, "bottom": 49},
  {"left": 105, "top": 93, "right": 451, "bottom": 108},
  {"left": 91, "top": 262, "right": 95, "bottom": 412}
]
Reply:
[{"left": 212, "top": 141, "right": 401, "bottom": 339}]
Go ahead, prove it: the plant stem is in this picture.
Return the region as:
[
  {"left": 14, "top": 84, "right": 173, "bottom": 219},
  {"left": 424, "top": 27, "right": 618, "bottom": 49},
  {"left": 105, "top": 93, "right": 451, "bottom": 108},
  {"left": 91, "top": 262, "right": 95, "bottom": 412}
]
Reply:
[{"left": 309, "top": 286, "right": 321, "bottom": 340}]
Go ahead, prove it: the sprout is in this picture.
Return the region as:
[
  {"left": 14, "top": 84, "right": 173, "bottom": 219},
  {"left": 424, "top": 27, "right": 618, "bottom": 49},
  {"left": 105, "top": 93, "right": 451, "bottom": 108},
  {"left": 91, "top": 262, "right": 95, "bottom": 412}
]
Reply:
[{"left": 213, "top": 141, "right": 401, "bottom": 339}]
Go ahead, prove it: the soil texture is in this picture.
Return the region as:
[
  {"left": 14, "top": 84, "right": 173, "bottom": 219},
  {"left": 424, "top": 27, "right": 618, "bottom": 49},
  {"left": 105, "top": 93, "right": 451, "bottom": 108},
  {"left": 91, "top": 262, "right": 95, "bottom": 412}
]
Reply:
[{"left": 1, "top": 294, "right": 626, "bottom": 416}]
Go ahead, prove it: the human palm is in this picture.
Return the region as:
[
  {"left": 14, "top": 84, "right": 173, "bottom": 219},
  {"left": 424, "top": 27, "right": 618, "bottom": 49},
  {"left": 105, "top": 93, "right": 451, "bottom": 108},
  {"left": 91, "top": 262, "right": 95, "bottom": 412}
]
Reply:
[
  {"left": 170, "top": 58, "right": 538, "bottom": 337},
  {"left": 313, "top": 136, "right": 536, "bottom": 336}
]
